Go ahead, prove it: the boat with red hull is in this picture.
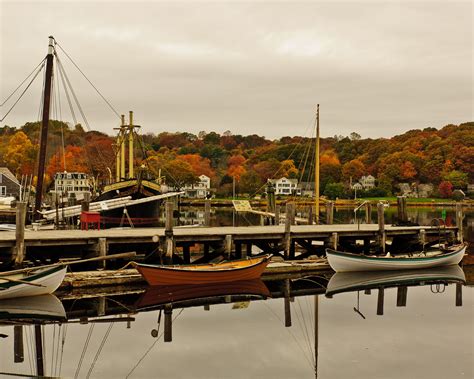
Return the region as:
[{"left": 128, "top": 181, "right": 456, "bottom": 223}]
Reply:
[{"left": 134, "top": 255, "right": 272, "bottom": 286}]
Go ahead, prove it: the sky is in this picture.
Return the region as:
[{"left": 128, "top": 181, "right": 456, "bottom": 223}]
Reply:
[{"left": 0, "top": 1, "right": 472, "bottom": 140}]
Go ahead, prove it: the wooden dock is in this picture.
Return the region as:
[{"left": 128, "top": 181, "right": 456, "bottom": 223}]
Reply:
[{"left": 0, "top": 222, "right": 460, "bottom": 264}]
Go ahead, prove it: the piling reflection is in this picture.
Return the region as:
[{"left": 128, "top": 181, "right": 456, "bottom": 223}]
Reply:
[{"left": 0, "top": 267, "right": 470, "bottom": 378}]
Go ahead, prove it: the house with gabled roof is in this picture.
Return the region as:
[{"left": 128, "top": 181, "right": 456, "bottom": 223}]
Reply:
[{"left": 0, "top": 167, "right": 21, "bottom": 198}]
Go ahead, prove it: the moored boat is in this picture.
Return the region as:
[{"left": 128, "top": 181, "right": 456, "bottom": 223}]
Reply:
[
  {"left": 326, "top": 243, "right": 467, "bottom": 273},
  {"left": 134, "top": 255, "right": 272, "bottom": 286},
  {"left": 0, "top": 265, "right": 67, "bottom": 300}
]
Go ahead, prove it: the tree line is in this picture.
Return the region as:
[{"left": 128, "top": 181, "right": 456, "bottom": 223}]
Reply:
[{"left": 0, "top": 121, "right": 472, "bottom": 199}]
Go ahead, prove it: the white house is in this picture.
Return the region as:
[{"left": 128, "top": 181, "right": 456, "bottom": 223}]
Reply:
[
  {"left": 181, "top": 174, "right": 211, "bottom": 198},
  {"left": 50, "top": 172, "right": 91, "bottom": 202},
  {"left": 269, "top": 177, "right": 298, "bottom": 195},
  {"left": 351, "top": 175, "right": 376, "bottom": 190}
]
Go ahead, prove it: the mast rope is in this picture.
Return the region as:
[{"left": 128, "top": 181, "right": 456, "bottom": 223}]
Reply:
[
  {"left": 85, "top": 321, "right": 114, "bottom": 379},
  {"left": 126, "top": 309, "right": 184, "bottom": 378},
  {"left": 0, "top": 57, "right": 46, "bottom": 107},
  {"left": 55, "top": 41, "right": 121, "bottom": 120},
  {"left": 0, "top": 60, "right": 45, "bottom": 122},
  {"left": 74, "top": 323, "right": 95, "bottom": 379}
]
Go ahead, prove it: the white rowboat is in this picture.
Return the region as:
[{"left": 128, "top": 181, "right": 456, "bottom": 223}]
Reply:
[
  {"left": 326, "top": 243, "right": 467, "bottom": 273},
  {"left": 0, "top": 265, "right": 67, "bottom": 300}
]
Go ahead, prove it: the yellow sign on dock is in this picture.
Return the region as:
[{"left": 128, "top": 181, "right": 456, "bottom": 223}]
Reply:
[{"left": 232, "top": 200, "right": 252, "bottom": 212}]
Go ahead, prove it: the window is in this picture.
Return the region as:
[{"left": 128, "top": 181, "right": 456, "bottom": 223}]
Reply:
[{"left": 0, "top": 186, "right": 5, "bottom": 196}]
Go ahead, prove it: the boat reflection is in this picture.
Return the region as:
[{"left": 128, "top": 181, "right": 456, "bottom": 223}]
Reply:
[
  {"left": 0, "top": 294, "right": 66, "bottom": 324},
  {"left": 135, "top": 279, "right": 271, "bottom": 311},
  {"left": 325, "top": 265, "right": 466, "bottom": 297}
]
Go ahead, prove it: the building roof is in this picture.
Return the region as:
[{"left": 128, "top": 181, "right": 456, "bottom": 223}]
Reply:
[{"left": 0, "top": 167, "right": 19, "bottom": 184}]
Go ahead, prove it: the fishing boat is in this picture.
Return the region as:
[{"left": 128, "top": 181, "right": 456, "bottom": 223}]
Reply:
[
  {"left": 135, "top": 279, "right": 271, "bottom": 310},
  {"left": 134, "top": 255, "right": 272, "bottom": 286},
  {"left": 326, "top": 243, "right": 467, "bottom": 273},
  {"left": 325, "top": 265, "right": 466, "bottom": 297},
  {"left": 0, "top": 265, "right": 67, "bottom": 300}
]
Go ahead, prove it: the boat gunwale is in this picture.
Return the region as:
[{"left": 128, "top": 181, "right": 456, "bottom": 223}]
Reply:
[{"left": 136, "top": 255, "right": 272, "bottom": 273}]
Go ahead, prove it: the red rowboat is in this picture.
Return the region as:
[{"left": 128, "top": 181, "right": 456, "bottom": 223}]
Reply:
[{"left": 134, "top": 255, "right": 272, "bottom": 286}]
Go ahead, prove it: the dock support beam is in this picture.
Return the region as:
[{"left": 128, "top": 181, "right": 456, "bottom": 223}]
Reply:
[
  {"left": 455, "top": 283, "right": 462, "bottom": 306},
  {"left": 164, "top": 201, "right": 175, "bottom": 261},
  {"left": 14, "top": 201, "right": 27, "bottom": 266},
  {"left": 284, "top": 203, "right": 295, "bottom": 260},
  {"left": 307, "top": 205, "right": 313, "bottom": 225},
  {"left": 283, "top": 279, "right": 292, "bottom": 327},
  {"left": 275, "top": 205, "right": 280, "bottom": 225},
  {"left": 326, "top": 201, "right": 334, "bottom": 225},
  {"left": 455, "top": 203, "right": 463, "bottom": 243},
  {"left": 204, "top": 200, "right": 211, "bottom": 226},
  {"left": 396, "top": 286, "right": 407, "bottom": 307},
  {"left": 365, "top": 202, "right": 372, "bottom": 224},
  {"left": 377, "top": 202, "right": 386, "bottom": 253},
  {"left": 397, "top": 196, "right": 408, "bottom": 223},
  {"left": 225, "top": 235, "right": 232, "bottom": 259},
  {"left": 97, "top": 238, "right": 107, "bottom": 269}
]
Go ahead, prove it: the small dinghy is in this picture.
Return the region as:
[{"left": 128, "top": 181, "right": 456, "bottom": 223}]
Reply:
[
  {"left": 0, "top": 265, "right": 67, "bottom": 300},
  {"left": 326, "top": 243, "right": 467, "bottom": 273},
  {"left": 134, "top": 255, "right": 272, "bottom": 286}
]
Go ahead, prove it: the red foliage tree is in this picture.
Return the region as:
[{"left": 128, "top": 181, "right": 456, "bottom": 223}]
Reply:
[{"left": 438, "top": 181, "right": 453, "bottom": 198}]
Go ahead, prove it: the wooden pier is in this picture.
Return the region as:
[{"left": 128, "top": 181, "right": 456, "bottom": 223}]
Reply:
[{"left": 0, "top": 222, "right": 460, "bottom": 264}]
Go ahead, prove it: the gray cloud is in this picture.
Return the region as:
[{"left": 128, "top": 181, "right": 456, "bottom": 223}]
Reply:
[{"left": 1, "top": 1, "right": 472, "bottom": 140}]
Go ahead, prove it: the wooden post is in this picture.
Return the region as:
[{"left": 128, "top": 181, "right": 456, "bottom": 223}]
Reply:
[
  {"left": 365, "top": 202, "right": 372, "bottom": 224},
  {"left": 183, "top": 245, "right": 191, "bottom": 263},
  {"left": 326, "top": 201, "right": 334, "bottom": 225},
  {"left": 245, "top": 243, "right": 251, "bottom": 258},
  {"left": 204, "top": 200, "right": 211, "bottom": 227},
  {"left": 455, "top": 202, "right": 463, "bottom": 243},
  {"left": 283, "top": 279, "right": 292, "bottom": 327},
  {"left": 307, "top": 205, "right": 313, "bottom": 225},
  {"left": 284, "top": 203, "right": 294, "bottom": 260},
  {"left": 164, "top": 201, "right": 174, "bottom": 260},
  {"left": 225, "top": 234, "right": 232, "bottom": 259},
  {"left": 164, "top": 304, "right": 172, "bottom": 342},
  {"left": 419, "top": 229, "right": 426, "bottom": 249},
  {"left": 332, "top": 232, "right": 338, "bottom": 250},
  {"left": 235, "top": 242, "right": 242, "bottom": 259},
  {"left": 377, "top": 202, "right": 386, "bottom": 253},
  {"left": 97, "top": 238, "right": 107, "bottom": 269},
  {"left": 14, "top": 201, "right": 27, "bottom": 266},
  {"left": 275, "top": 204, "right": 280, "bottom": 225},
  {"left": 97, "top": 297, "right": 106, "bottom": 316},
  {"left": 376, "top": 287, "right": 384, "bottom": 315},
  {"left": 397, "top": 196, "right": 407, "bottom": 223},
  {"left": 14, "top": 326, "right": 24, "bottom": 363},
  {"left": 455, "top": 283, "right": 462, "bottom": 306}
]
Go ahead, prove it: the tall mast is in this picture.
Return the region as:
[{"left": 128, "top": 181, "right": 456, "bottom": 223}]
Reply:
[
  {"left": 314, "top": 104, "right": 320, "bottom": 223},
  {"left": 34, "top": 36, "right": 55, "bottom": 219},
  {"left": 128, "top": 111, "right": 134, "bottom": 178}
]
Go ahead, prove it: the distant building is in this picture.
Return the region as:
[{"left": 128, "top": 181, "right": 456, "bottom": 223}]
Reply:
[
  {"left": 269, "top": 177, "right": 298, "bottom": 195},
  {"left": 297, "top": 182, "right": 315, "bottom": 197},
  {"left": 352, "top": 182, "right": 363, "bottom": 191},
  {"left": 351, "top": 175, "right": 376, "bottom": 191},
  {"left": 50, "top": 172, "right": 91, "bottom": 202},
  {"left": 0, "top": 167, "right": 21, "bottom": 198},
  {"left": 181, "top": 174, "right": 211, "bottom": 198}
]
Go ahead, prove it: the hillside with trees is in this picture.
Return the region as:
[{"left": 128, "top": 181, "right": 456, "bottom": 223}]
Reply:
[{"left": 0, "top": 121, "right": 472, "bottom": 199}]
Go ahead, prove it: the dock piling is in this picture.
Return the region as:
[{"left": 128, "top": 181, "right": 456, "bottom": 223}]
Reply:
[
  {"left": 377, "top": 202, "right": 386, "bottom": 253},
  {"left": 14, "top": 201, "right": 27, "bottom": 266},
  {"left": 365, "top": 202, "right": 372, "bottom": 224},
  {"left": 204, "top": 200, "right": 211, "bottom": 226},
  {"left": 97, "top": 238, "right": 107, "bottom": 269},
  {"left": 284, "top": 203, "right": 295, "bottom": 259},
  {"left": 164, "top": 201, "right": 175, "bottom": 260},
  {"left": 455, "top": 203, "right": 463, "bottom": 243},
  {"left": 14, "top": 326, "right": 24, "bottom": 363},
  {"left": 397, "top": 196, "right": 408, "bottom": 223},
  {"left": 326, "top": 201, "right": 334, "bottom": 225},
  {"left": 164, "top": 304, "right": 173, "bottom": 342}
]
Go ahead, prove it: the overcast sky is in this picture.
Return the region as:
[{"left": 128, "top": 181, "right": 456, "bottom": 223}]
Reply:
[{"left": 0, "top": 1, "right": 472, "bottom": 139}]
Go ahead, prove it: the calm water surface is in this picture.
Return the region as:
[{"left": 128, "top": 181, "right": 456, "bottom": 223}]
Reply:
[{"left": 0, "top": 207, "right": 472, "bottom": 378}]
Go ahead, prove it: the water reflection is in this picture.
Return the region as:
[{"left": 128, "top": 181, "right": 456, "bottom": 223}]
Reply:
[{"left": 0, "top": 268, "right": 472, "bottom": 378}]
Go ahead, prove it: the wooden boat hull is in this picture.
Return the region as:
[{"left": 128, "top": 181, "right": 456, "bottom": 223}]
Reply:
[
  {"left": 326, "top": 244, "right": 467, "bottom": 273},
  {"left": 136, "top": 279, "right": 271, "bottom": 310},
  {"left": 326, "top": 265, "right": 466, "bottom": 296},
  {"left": 135, "top": 255, "right": 272, "bottom": 286},
  {"left": 0, "top": 266, "right": 67, "bottom": 300}
]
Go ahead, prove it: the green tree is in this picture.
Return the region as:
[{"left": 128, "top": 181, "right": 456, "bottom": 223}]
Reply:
[{"left": 323, "top": 182, "right": 346, "bottom": 200}]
